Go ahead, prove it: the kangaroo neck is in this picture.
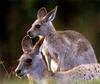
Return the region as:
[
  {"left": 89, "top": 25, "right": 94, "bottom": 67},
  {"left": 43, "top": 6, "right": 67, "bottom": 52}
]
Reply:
[{"left": 45, "top": 22, "right": 57, "bottom": 42}]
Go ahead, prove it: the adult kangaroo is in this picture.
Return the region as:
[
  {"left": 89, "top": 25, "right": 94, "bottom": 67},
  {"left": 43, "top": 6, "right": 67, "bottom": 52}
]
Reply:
[
  {"left": 15, "top": 36, "right": 100, "bottom": 84},
  {"left": 27, "top": 6, "right": 97, "bottom": 71}
]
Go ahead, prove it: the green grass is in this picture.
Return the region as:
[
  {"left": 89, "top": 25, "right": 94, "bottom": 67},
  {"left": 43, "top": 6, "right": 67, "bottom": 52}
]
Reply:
[
  {"left": 0, "top": 77, "right": 100, "bottom": 84},
  {"left": 74, "top": 79, "right": 100, "bottom": 84},
  {"left": 0, "top": 77, "right": 28, "bottom": 84}
]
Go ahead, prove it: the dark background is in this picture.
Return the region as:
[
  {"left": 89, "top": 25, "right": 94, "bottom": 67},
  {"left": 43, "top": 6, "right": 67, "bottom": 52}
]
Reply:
[{"left": 0, "top": 0, "right": 100, "bottom": 78}]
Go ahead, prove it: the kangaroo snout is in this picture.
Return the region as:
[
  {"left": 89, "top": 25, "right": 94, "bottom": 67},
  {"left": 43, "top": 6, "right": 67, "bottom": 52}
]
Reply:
[
  {"left": 15, "top": 69, "right": 21, "bottom": 75},
  {"left": 27, "top": 31, "right": 33, "bottom": 38},
  {"left": 15, "top": 69, "right": 24, "bottom": 77}
]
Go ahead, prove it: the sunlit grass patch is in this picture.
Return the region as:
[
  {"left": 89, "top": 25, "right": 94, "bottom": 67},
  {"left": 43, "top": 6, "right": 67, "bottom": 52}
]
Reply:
[
  {"left": 86, "top": 79, "right": 100, "bottom": 84},
  {"left": 74, "top": 78, "right": 100, "bottom": 84},
  {"left": 0, "top": 77, "right": 100, "bottom": 84},
  {"left": 0, "top": 77, "right": 28, "bottom": 84}
]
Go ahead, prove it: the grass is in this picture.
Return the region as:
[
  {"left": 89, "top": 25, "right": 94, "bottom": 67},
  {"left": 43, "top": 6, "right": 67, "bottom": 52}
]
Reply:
[
  {"left": 0, "top": 77, "right": 28, "bottom": 84},
  {"left": 74, "top": 79, "right": 100, "bottom": 84},
  {"left": 0, "top": 77, "right": 100, "bottom": 84}
]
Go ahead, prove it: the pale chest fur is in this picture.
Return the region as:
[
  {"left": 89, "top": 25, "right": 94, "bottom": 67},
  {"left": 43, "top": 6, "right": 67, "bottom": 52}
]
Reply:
[{"left": 42, "top": 36, "right": 72, "bottom": 59}]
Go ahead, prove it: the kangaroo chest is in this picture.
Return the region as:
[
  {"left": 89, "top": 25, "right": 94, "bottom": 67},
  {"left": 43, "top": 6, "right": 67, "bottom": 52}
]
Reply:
[
  {"left": 42, "top": 36, "right": 75, "bottom": 63},
  {"left": 43, "top": 40, "right": 63, "bottom": 58},
  {"left": 45, "top": 37, "right": 72, "bottom": 57}
]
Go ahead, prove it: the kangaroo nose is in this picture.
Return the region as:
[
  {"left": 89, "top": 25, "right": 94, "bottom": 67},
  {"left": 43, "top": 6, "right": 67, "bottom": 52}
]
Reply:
[
  {"left": 15, "top": 69, "right": 21, "bottom": 75},
  {"left": 27, "top": 31, "right": 33, "bottom": 37}
]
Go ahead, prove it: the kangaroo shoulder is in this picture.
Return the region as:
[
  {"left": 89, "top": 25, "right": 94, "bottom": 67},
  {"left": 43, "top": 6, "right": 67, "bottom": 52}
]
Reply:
[
  {"left": 58, "top": 30, "right": 92, "bottom": 51},
  {"left": 58, "top": 30, "right": 85, "bottom": 41}
]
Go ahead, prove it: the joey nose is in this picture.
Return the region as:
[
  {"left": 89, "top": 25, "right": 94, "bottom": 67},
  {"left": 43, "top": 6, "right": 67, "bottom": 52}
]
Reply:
[
  {"left": 15, "top": 69, "right": 21, "bottom": 75},
  {"left": 27, "top": 31, "right": 33, "bottom": 37}
]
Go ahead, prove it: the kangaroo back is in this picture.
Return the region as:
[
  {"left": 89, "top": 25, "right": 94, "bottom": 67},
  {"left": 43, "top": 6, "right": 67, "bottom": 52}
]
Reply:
[{"left": 54, "top": 63, "right": 100, "bottom": 84}]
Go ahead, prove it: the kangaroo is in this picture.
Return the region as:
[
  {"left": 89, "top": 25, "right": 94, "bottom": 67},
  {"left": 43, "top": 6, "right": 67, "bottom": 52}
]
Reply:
[
  {"left": 27, "top": 6, "right": 97, "bottom": 71},
  {"left": 15, "top": 36, "right": 100, "bottom": 84}
]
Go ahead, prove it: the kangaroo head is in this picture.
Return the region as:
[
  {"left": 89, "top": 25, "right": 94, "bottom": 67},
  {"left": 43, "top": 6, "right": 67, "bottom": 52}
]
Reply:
[
  {"left": 15, "top": 36, "right": 45, "bottom": 79},
  {"left": 27, "top": 6, "right": 58, "bottom": 38}
]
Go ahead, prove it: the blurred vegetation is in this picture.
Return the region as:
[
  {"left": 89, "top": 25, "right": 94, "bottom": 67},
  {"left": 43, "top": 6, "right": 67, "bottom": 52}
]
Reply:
[
  {"left": 1, "top": 77, "right": 100, "bottom": 84},
  {"left": 0, "top": 0, "right": 100, "bottom": 83},
  {"left": 0, "top": 77, "right": 28, "bottom": 84}
]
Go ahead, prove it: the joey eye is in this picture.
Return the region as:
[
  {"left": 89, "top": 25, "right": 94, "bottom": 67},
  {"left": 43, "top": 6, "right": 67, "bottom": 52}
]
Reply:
[
  {"left": 25, "top": 59, "right": 32, "bottom": 63},
  {"left": 35, "top": 24, "right": 41, "bottom": 29}
]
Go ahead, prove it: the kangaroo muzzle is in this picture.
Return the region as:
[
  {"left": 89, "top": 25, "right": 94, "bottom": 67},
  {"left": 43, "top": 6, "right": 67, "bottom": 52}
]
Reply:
[
  {"left": 15, "top": 69, "right": 24, "bottom": 78},
  {"left": 27, "top": 31, "right": 34, "bottom": 38}
]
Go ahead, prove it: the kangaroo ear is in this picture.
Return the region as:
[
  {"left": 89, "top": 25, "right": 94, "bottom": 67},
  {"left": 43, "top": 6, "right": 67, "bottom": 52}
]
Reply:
[
  {"left": 22, "top": 36, "right": 33, "bottom": 53},
  {"left": 34, "top": 36, "right": 44, "bottom": 53},
  {"left": 37, "top": 7, "right": 47, "bottom": 19},
  {"left": 44, "top": 6, "right": 58, "bottom": 22}
]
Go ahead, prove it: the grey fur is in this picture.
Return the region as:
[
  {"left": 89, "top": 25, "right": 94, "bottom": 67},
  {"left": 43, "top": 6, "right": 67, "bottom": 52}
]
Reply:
[
  {"left": 27, "top": 6, "right": 97, "bottom": 71},
  {"left": 15, "top": 36, "right": 100, "bottom": 84}
]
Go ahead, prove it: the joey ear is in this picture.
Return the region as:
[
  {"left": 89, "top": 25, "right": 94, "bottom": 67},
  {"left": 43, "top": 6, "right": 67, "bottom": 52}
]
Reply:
[
  {"left": 37, "top": 7, "right": 47, "bottom": 19},
  {"left": 34, "top": 37, "right": 44, "bottom": 53},
  {"left": 22, "top": 36, "right": 33, "bottom": 53},
  {"left": 44, "top": 6, "right": 58, "bottom": 22}
]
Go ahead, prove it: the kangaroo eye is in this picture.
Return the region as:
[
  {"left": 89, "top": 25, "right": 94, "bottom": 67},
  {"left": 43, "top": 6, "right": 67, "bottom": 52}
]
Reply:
[
  {"left": 25, "top": 59, "right": 32, "bottom": 63},
  {"left": 35, "top": 24, "right": 41, "bottom": 28}
]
